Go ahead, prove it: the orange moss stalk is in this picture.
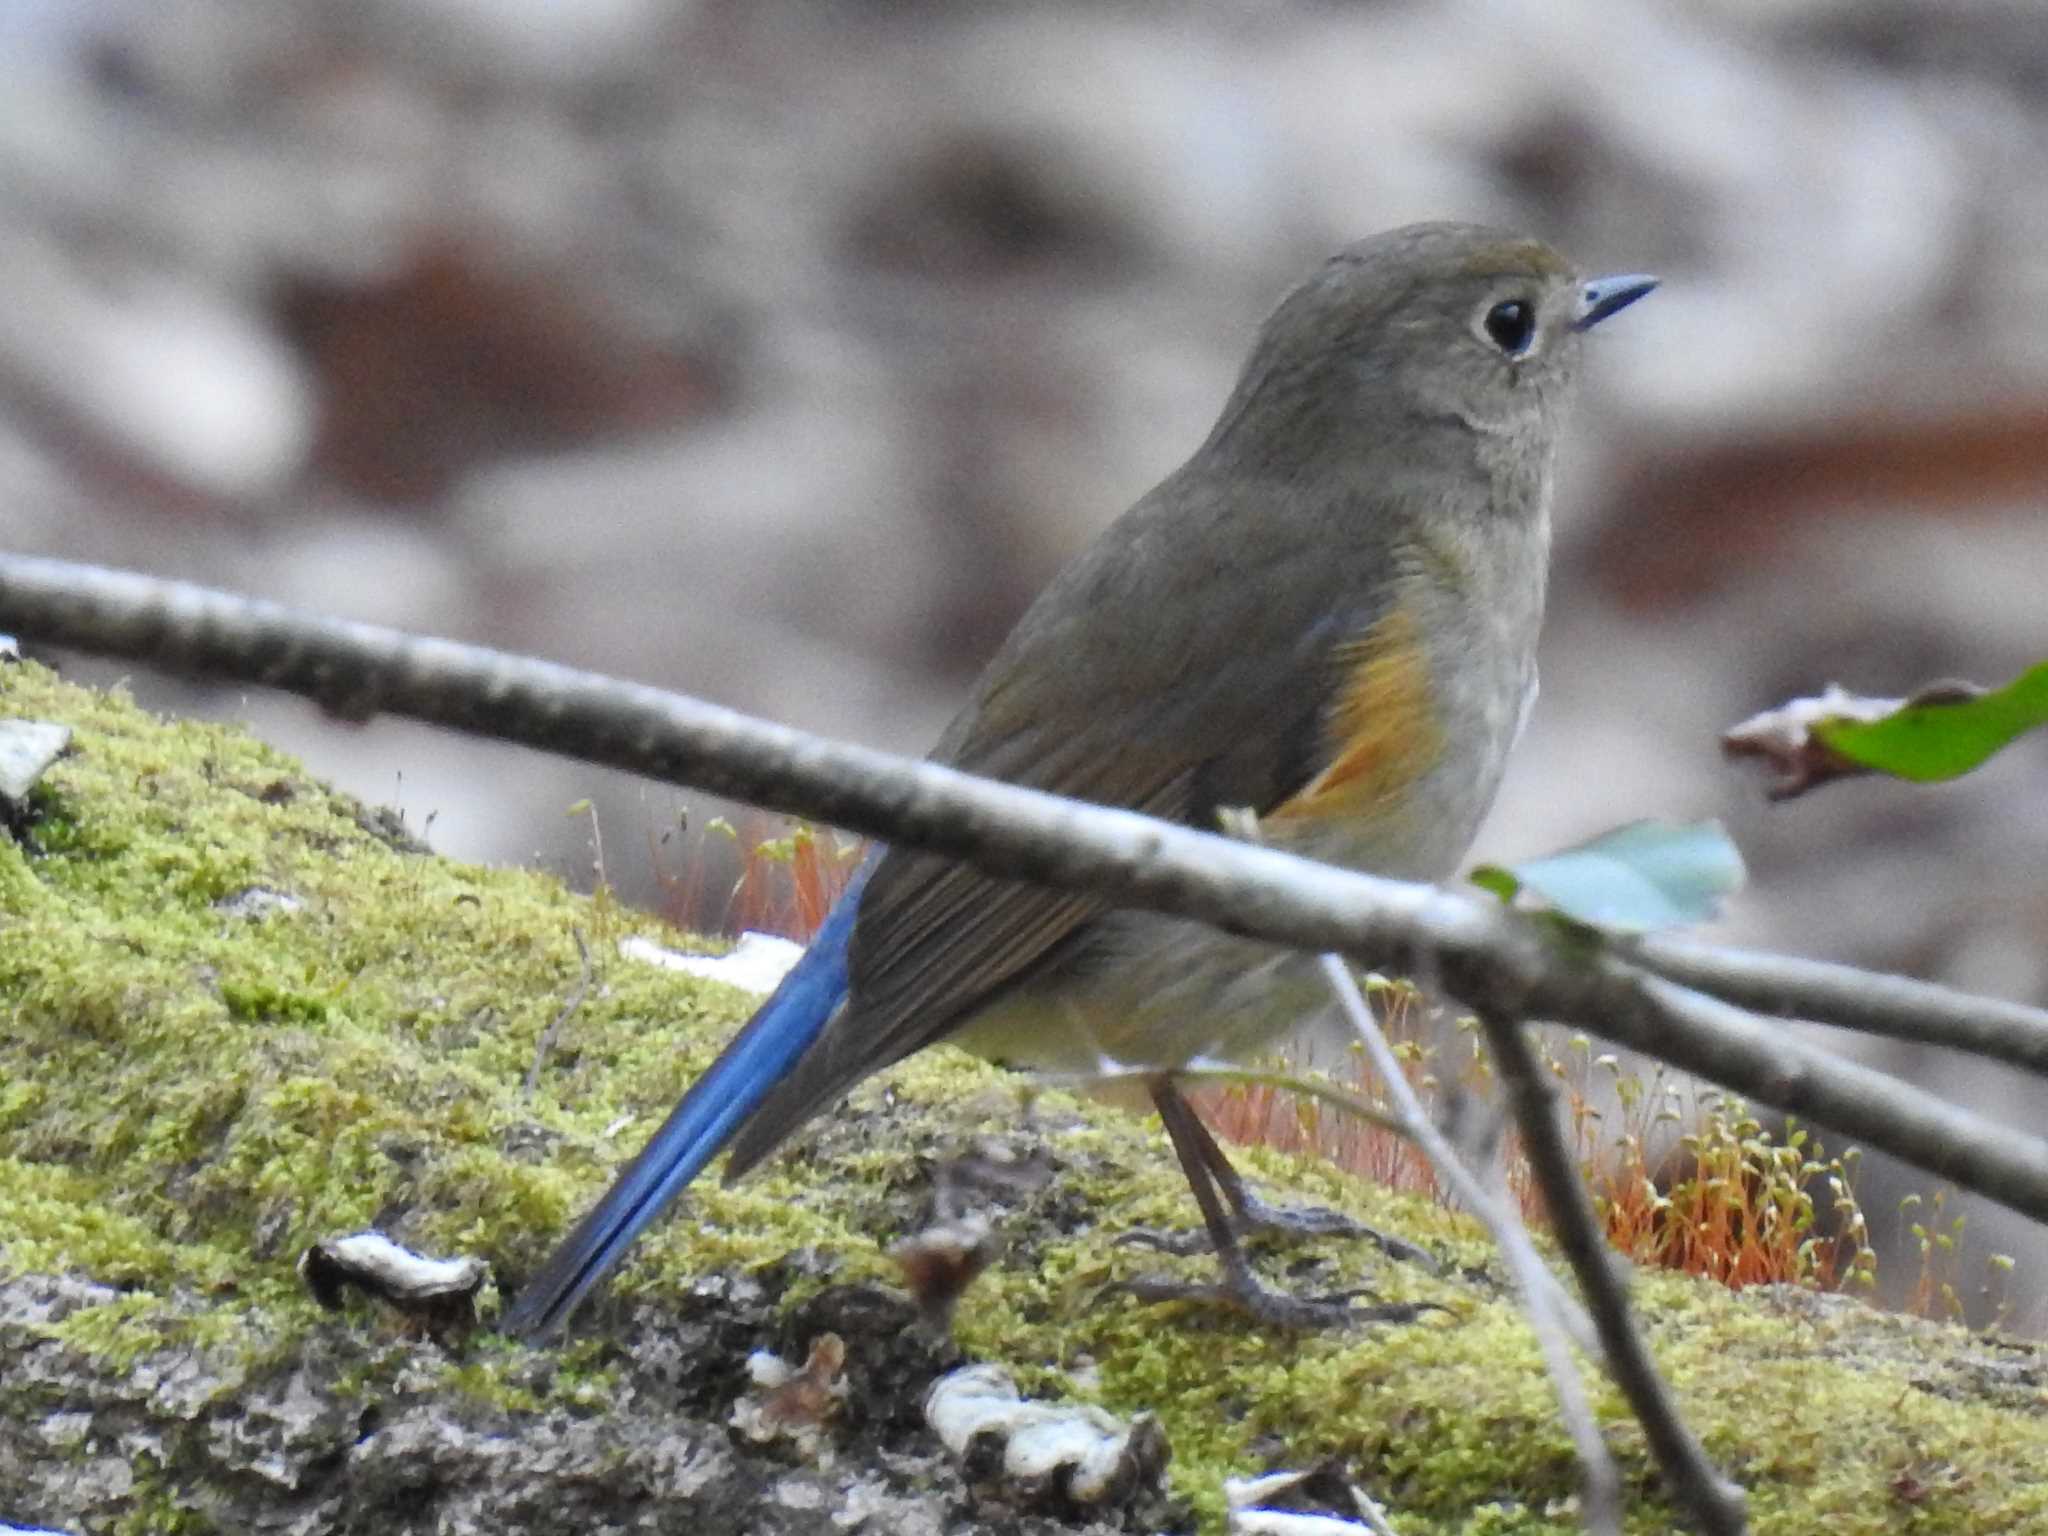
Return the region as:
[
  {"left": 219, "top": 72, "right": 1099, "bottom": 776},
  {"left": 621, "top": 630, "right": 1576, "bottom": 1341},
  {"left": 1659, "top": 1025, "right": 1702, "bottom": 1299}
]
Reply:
[
  {"left": 729, "top": 820, "right": 860, "bottom": 941},
  {"left": 1901, "top": 1188, "right": 2017, "bottom": 1327},
  {"left": 1194, "top": 976, "right": 1449, "bottom": 1202},
  {"left": 1201, "top": 984, "right": 1879, "bottom": 1302},
  {"left": 655, "top": 812, "right": 862, "bottom": 944},
  {"left": 1561, "top": 1044, "right": 1874, "bottom": 1295}
]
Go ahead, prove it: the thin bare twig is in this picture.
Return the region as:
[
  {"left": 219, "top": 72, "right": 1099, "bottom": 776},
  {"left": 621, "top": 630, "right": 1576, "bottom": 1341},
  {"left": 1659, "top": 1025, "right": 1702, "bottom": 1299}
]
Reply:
[
  {"left": 1316, "top": 957, "right": 1620, "bottom": 1534},
  {"left": 1632, "top": 934, "right": 2048, "bottom": 1076},
  {"left": 523, "top": 929, "right": 592, "bottom": 1099},
  {"left": 1310, "top": 957, "right": 1600, "bottom": 1351},
  {"left": 1478, "top": 1009, "right": 1749, "bottom": 1536}
]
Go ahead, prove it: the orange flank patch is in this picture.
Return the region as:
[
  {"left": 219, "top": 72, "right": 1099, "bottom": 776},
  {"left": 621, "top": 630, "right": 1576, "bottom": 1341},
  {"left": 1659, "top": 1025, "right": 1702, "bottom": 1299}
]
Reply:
[{"left": 1268, "top": 604, "right": 1441, "bottom": 820}]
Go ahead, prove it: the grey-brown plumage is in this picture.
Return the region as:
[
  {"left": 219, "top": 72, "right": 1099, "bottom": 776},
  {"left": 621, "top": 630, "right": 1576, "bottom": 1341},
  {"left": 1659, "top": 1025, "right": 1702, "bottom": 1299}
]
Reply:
[
  {"left": 507, "top": 221, "right": 1653, "bottom": 1337},
  {"left": 722, "top": 222, "right": 1629, "bottom": 1176}
]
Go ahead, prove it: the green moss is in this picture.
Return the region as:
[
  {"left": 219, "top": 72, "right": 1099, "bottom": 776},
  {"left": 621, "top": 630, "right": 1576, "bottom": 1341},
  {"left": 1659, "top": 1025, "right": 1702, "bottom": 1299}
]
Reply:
[{"left": 5, "top": 659, "right": 2048, "bottom": 1533}]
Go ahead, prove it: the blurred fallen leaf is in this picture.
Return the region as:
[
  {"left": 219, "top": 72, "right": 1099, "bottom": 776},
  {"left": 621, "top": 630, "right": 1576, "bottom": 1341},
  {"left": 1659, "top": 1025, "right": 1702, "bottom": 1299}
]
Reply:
[
  {"left": 1724, "top": 666, "right": 2047, "bottom": 799},
  {"left": 730, "top": 1332, "right": 848, "bottom": 1461}
]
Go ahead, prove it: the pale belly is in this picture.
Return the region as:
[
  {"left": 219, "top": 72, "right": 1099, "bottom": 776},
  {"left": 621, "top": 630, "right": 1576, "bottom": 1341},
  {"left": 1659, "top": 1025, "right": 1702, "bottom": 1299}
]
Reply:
[{"left": 949, "top": 711, "right": 1520, "bottom": 1079}]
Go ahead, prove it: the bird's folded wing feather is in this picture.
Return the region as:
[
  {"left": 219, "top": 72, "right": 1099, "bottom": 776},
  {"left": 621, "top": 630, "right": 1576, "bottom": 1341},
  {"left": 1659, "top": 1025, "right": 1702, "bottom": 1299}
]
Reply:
[{"left": 720, "top": 496, "right": 1401, "bottom": 1177}]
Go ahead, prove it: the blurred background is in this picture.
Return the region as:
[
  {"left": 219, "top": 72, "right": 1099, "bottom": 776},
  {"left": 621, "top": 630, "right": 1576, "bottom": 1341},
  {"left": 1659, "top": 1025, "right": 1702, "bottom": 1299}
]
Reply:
[{"left": 5, "top": 0, "right": 2047, "bottom": 1321}]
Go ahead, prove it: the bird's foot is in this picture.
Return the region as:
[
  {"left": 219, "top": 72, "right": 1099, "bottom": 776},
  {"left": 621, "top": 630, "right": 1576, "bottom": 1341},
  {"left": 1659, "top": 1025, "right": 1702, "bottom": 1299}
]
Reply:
[
  {"left": 1118, "top": 1272, "right": 1447, "bottom": 1330},
  {"left": 1228, "top": 1189, "right": 1441, "bottom": 1272},
  {"left": 1114, "top": 1225, "right": 1222, "bottom": 1257},
  {"left": 1114, "top": 1195, "right": 1437, "bottom": 1272}
]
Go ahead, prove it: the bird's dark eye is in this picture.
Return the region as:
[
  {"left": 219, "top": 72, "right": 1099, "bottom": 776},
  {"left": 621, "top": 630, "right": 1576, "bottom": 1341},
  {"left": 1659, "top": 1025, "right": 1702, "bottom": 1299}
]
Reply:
[{"left": 1483, "top": 299, "right": 1536, "bottom": 357}]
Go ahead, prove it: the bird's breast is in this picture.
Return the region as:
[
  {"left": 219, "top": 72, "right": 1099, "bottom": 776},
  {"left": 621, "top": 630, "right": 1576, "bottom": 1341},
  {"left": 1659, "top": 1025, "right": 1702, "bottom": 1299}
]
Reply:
[{"left": 1266, "top": 574, "right": 1536, "bottom": 883}]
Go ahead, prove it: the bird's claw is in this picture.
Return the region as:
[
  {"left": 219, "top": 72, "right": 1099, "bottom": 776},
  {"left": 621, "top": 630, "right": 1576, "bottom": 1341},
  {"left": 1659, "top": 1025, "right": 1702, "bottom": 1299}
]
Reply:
[
  {"left": 1227, "top": 1191, "right": 1441, "bottom": 1272},
  {"left": 1115, "top": 1199, "right": 1439, "bottom": 1271},
  {"left": 1117, "top": 1275, "right": 1447, "bottom": 1331}
]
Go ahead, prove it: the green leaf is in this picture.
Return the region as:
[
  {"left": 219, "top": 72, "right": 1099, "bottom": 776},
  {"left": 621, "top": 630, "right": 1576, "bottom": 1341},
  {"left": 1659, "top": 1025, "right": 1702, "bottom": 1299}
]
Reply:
[
  {"left": 1467, "top": 865, "right": 1520, "bottom": 904},
  {"left": 1814, "top": 662, "right": 2048, "bottom": 783},
  {"left": 1472, "top": 819, "right": 1746, "bottom": 933}
]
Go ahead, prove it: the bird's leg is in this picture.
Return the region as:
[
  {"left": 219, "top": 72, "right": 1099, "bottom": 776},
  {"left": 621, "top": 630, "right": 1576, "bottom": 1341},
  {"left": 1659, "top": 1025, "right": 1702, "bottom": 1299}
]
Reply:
[
  {"left": 1118, "top": 1078, "right": 1436, "bottom": 1329},
  {"left": 1118, "top": 1080, "right": 1437, "bottom": 1271}
]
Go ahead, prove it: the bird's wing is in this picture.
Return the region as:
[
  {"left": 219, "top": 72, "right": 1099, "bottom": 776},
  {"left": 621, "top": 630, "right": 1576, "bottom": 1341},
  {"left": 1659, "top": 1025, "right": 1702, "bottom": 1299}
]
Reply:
[{"left": 721, "top": 486, "right": 1425, "bottom": 1178}]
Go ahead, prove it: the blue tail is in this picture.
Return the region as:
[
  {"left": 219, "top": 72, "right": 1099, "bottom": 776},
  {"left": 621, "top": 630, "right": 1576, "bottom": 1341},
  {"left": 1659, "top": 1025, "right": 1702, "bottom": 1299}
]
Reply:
[{"left": 504, "top": 856, "right": 875, "bottom": 1337}]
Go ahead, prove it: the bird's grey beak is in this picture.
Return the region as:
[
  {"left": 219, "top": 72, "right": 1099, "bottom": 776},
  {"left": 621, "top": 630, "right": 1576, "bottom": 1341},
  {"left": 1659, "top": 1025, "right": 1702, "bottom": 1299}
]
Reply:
[{"left": 1573, "top": 274, "right": 1658, "bottom": 331}]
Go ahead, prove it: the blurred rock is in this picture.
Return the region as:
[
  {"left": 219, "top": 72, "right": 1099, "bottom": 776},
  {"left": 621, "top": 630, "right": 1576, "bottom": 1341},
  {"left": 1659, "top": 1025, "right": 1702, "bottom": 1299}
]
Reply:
[{"left": 0, "top": 238, "right": 314, "bottom": 499}]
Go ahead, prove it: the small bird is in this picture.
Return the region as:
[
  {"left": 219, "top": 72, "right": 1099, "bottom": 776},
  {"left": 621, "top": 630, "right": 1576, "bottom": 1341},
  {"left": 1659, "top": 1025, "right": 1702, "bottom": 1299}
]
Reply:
[{"left": 506, "top": 221, "right": 1655, "bottom": 1336}]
